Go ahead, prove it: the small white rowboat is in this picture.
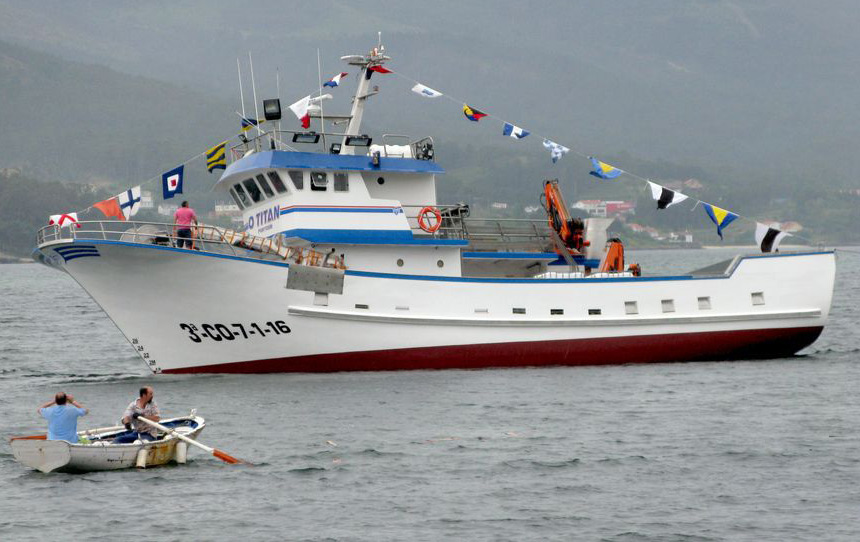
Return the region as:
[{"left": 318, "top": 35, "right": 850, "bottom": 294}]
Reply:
[{"left": 9, "top": 412, "right": 205, "bottom": 473}]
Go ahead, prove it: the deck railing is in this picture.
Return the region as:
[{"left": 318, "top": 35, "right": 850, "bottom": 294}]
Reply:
[
  {"left": 36, "top": 221, "right": 345, "bottom": 269},
  {"left": 228, "top": 128, "right": 435, "bottom": 161},
  {"left": 401, "top": 205, "right": 553, "bottom": 252}
]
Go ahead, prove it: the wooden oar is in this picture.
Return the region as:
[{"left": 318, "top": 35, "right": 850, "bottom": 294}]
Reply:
[
  {"left": 137, "top": 416, "right": 249, "bottom": 465},
  {"left": 10, "top": 435, "right": 47, "bottom": 441}
]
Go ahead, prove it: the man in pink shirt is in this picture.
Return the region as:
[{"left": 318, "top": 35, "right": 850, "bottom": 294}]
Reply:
[{"left": 173, "top": 200, "right": 198, "bottom": 249}]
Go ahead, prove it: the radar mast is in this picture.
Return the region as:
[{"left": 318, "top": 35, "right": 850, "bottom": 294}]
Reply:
[{"left": 340, "top": 35, "right": 389, "bottom": 155}]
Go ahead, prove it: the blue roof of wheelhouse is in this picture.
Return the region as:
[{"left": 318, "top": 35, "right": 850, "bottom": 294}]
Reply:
[{"left": 222, "top": 150, "right": 445, "bottom": 179}]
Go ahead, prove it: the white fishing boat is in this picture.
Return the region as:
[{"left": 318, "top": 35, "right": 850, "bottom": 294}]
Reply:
[
  {"left": 32, "top": 41, "right": 836, "bottom": 374},
  {"left": 10, "top": 413, "right": 204, "bottom": 473}
]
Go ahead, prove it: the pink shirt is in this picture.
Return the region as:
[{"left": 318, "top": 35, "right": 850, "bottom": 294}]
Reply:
[{"left": 174, "top": 207, "right": 197, "bottom": 227}]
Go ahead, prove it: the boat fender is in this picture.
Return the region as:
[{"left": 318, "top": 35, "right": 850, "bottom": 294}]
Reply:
[
  {"left": 175, "top": 441, "right": 187, "bottom": 464},
  {"left": 136, "top": 448, "right": 148, "bottom": 469},
  {"left": 418, "top": 206, "right": 442, "bottom": 233}
]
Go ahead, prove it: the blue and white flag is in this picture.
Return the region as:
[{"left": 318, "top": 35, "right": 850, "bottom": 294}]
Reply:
[
  {"left": 162, "top": 165, "right": 184, "bottom": 200},
  {"left": 502, "top": 122, "right": 529, "bottom": 139},
  {"left": 542, "top": 139, "right": 570, "bottom": 163},
  {"left": 411, "top": 83, "right": 443, "bottom": 98},
  {"left": 118, "top": 186, "right": 142, "bottom": 220}
]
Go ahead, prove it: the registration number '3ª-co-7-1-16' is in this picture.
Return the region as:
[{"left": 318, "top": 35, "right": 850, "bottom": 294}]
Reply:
[{"left": 179, "top": 321, "right": 291, "bottom": 343}]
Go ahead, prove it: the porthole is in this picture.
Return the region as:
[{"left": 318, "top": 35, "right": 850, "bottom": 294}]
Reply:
[
  {"left": 396, "top": 258, "right": 404, "bottom": 267},
  {"left": 751, "top": 292, "right": 765, "bottom": 306},
  {"left": 624, "top": 301, "right": 638, "bottom": 315},
  {"left": 512, "top": 307, "right": 526, "bottom": 315},
  {"left": 661, "top": 299, "right": 675, "bottom": 313},
  {"left": 698, "top": 296, "right": 711, "bottom": 310},
  {"left": 437, "top": 259, "right": 444, "bottom": 268},
  {"left": 377, "top": 177, "right": 385, "bottom": 185}
]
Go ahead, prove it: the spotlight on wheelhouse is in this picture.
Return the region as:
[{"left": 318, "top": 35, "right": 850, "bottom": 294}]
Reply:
[{"left": 263, "top": 99, "right": 282, "bottom": 121}]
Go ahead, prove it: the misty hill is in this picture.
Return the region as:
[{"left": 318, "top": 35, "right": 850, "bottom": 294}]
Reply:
[
  {"left": 0, "top": 2, "right": 858, "bottom": 249},
  {"left": 0, "top": 39, "right": 234, "bottom": 183},
  {"left": 1, "top": 0, "right": 859, "bottom": 187}
]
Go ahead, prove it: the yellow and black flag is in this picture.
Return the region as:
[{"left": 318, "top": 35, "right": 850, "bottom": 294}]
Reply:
[{"left": 206, "top": 141, "right": 227, "bottom": 173}]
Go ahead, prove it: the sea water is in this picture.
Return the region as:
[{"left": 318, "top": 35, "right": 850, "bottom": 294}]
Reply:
[{"left": 1, "top": 249, "right": 858, "bottom": 541}]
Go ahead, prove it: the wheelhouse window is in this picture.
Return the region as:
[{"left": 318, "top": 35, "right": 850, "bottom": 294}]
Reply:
[
  {"left": 288, "top": 170, "right": 304, "bottom": 190},
  {"left": 267, "top": 171, "right": 288, "bottom": 194},
  {"left": 229, "top": 186, "right": 246, "bottom": 209},
  {"left": 232, "top": 183, "right": 251, "bottom": 208},
  {"left": 334, "top": 172, "right": 349, "bottom": 192},
  {"left": 256, "top": 174, "right": 275, "bottom": 198},
  {"left": 242, "top": 178, "right": 263, "bottom": 203},
  {"left": 310, "top": 171, "right": 328, "bottom": 191}
]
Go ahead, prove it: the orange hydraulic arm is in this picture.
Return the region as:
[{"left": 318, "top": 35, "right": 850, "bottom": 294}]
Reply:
[
  {"left": 542, "top": 180, "right": 584, "bottom": 253},
  {"left": 599, "top": 238, "right": 625, "bottom": 272}
]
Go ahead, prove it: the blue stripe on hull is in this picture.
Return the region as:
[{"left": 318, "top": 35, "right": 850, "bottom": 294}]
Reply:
[
  {"left": 278, "top": 228, "right": 466, "bottom": 245},
  {"left": 34, "top": 239, "right": 833, "bottom": 284},
  {"left": 53, "top": 245, "right": 100, "bottom": 262},
  {"left": 279, "top": 207, "right": 400, "bottom": 215}
]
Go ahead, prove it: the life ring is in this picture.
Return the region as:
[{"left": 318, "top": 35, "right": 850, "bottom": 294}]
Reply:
[{"left": 417, "top": 206, "right": 442, "bottom": 233}]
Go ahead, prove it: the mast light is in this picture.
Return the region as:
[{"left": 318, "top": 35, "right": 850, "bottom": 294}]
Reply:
[
  {"left": 292, "top": 132, "right": 320, "bottom": 144},
  {"left": 345, "top": 135, "right": 372, "bottom": 147}
]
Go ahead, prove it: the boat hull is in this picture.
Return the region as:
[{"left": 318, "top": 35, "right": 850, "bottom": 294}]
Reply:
[
  {"left": 35, "top": 240, "right": 836, "bottom": 373},
  {"left": 164, "top": 325, "right": 824, "bottom": 373},
  {"left": 10, "top": 416, "right": 205, "bottom": 473}
]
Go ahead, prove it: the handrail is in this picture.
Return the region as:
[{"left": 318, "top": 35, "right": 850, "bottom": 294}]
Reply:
[
  {"left": 227, "top": 127, "right": 435, "bottom": 161},
  {"left": 399, "top": 204, "right": 554, "bottom": 252},
  {"left": 35, "top": 220, "right": 345, "bottom": 269}
]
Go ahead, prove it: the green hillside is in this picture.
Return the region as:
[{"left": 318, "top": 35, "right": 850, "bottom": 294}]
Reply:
[
  {"left": 0, "top": 39, "right": 234, "bottom": 183},
  {"left": 0, "top": 2, "right": 859, "bottom": 254}
]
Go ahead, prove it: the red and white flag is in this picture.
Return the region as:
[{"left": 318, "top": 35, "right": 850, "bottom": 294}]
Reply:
[
  {"left": 323, "top": 72, "right": 348, "bottom": 88},
  {"left": 289, "top": 95, "right": 311, "bottom": 129},
  {"left": 48, "top": 212, "right": 81, "bottom": 228}
]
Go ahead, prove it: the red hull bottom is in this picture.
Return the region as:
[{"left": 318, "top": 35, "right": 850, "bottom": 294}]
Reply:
[{"left": 164, "top": 326, "right": 825, "bottom": 374}]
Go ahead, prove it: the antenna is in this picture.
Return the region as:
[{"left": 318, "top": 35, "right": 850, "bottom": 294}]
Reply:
[
  {"left": 248, "top": 52, "right": 263, "bottom": 137},
  {"left": 317, "top": 48, "right": 326, "bottom": 150},
  {"left": 276, "top": 67, "right": 281, "bottom": 149},
  {"left": 237, "top": 58, "right": 246, "bottom": 119}
]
